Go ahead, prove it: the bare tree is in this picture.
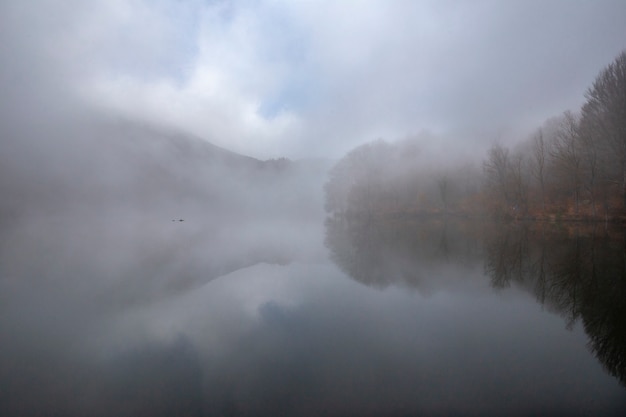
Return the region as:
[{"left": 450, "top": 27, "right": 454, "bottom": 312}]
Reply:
[
  {"left": 581, "top": 51, "right": 626, "bottom": 209},
  {"left": 483, "top": 143, "right": 511, "bottom": 203},
  {"left": 483, "top": 143, "right": 521, "bottom": 218},
  {"left": 437, "top": 173, "right": 449, "bottom": 212},
  {"left": 577, "top": 116, "right": 602, "bottom": 217},
  {"left": 531, "top": 128, "right": 548, "bottom": 212},
  {"left": 510, "top": 152, "right": 529, "bottom": 215},
  {"left": 550, "top": 111, "right": 583, "bottom": 213}
]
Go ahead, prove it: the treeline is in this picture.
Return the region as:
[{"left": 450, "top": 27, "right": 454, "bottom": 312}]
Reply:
[
  {"left": 324, "top": 138, "right": 483, "bottom": 216},
  {"left": 326, "top": 51, "right": 626, "bottom": 222},
  {"left": 485, "top": 50, "right": 626, "bottom": 221}
]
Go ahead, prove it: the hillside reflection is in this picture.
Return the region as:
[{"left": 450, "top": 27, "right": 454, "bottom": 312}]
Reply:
[
  {"left": 324, "top": 214, "right": 485, "bottom": 289},
  {"left": 325, "top": 215, "right": 626, "bottom": 386},
  {"left": 485, "top": 223, "right": 626, "bottom": 387}
]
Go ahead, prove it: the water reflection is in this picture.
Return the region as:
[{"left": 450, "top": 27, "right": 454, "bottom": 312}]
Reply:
[
  {"left": 324, "top": 214, "right": 484, "bottom": 289},
  {"left": 1, "top": 211, "right": 625, "bottom": 416},
  {"left": 325, "top": 215, "right": 626, "bottom": 388},
  {"left": 0, "top": 210, "right": 315, "bottom": 417},
  {"left": 485, "top": 223, "right": 626, "bottom": 387}
]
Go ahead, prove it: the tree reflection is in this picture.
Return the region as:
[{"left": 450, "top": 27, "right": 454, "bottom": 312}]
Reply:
[
  {"left": 484, "top": 223, "right": 626, "bottom": 386},
  {"left": 326, "top": 215, "right": 626, "bottom": 386},
  {"left": 324, "top": 214, "right": 484, "bottom": 289}
]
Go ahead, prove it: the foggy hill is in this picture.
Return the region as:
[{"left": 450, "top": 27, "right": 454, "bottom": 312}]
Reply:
[
  {"left": 0, "top": 110, "right": 329, "bottom": 300},
  {"left": 0, "top": 110, "right": 328, "bottom": 222}
]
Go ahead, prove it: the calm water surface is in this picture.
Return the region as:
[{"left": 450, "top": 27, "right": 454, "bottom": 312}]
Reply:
[{"left": 1, "top": 211, "right": 625, "bottom": 416}]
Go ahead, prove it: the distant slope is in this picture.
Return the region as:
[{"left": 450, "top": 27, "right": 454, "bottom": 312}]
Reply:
[
  {"left": 1, "top": 109, "right": 332, "bottom": 227},
  {"left": 0, "top": 110, "right": 330, "bottom": 296},
  {"left": 0, "top": 113, "right": 289, "bottom": 218}
]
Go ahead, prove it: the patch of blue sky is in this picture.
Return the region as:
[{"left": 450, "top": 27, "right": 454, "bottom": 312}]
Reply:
[
  {"left": 258, "top": 73, "right": 317, "bottom": 119},
  {"left": 151, "top": 0, "right": 203, "bottom": 85},
  {"left": 256, "top": 5, "right": 315, "bottom": 119},
  {"left": 205, "top": 0, "right": 237, "bottom": 23}
]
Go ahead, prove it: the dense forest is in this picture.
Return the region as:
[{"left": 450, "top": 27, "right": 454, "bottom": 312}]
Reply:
[{"left": 326, "top": 51, "right": 626, "bottom": 223}]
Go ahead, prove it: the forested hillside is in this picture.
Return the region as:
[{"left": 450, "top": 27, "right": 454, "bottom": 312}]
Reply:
[{"left": 326, "top": 51, "right": 626, "bottom": 222}]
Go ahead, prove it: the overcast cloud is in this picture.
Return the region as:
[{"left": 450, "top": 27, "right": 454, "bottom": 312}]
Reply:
[{"left": 2, "top": 0, "right": 626, "bottom": 159}]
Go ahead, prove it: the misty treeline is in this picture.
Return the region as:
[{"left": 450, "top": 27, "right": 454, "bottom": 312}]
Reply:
[
  {"left": 326, "top": 51, "right": 626, "bottom": 222},
  {"left": 484, "top": 50, "right": 626, "bottom": 220},
  {"left": 324, "top": 137, "right": 483, "bottom": 216}
]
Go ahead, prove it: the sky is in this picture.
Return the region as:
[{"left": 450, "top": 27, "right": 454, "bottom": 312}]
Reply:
[{"left": 2, "top": 0, "right": 626, "bottom": 160}]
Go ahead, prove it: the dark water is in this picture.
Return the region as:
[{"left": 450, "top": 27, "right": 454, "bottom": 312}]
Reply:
[{"left": 1, "top": 212, "right": 625, "bottom": 416}]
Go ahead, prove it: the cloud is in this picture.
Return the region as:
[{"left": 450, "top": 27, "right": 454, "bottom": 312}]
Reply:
[
  {"left": 3, "top": 0, "right": 626, "bottom": 158},
  {"left": 286, "top": 0, "right": 626, "bottom": 156}
]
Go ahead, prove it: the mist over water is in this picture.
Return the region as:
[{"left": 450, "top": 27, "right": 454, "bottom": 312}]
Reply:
[
  {"left": 3, "top": 211, "right": 626, "bottom": 416},
  {"left": 0, "top": 97, "right": 624, "bottom": 416},
  {"left": 0, "top": 105, "right": 333, "bottom": 416},
  {"left": 2, "top": 1, "right": 626, "bottom": 415},
  {"left": 2, "top": 113, "right": 626, "bottom": 415}
]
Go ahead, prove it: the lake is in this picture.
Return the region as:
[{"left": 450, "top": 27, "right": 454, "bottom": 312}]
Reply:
[{"left": 1, "top": 211, "right": 625, "bottom": 416}]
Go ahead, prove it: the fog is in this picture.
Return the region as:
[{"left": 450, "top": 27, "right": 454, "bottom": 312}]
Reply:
[
  {"left": 3, "top": 1, "right": 626, "bottom": 415},
  {"left": 0, "top": 102, "right": 331, "bottom": 415},
  {"left": 4, "top": 1, "right": 626, "bottom": 159},
  {"left": 3, "top": 110, "right": 625, "bottom": 414},
  {"left": 1, "top": 45, "right": 329, "bottom": 413}
]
